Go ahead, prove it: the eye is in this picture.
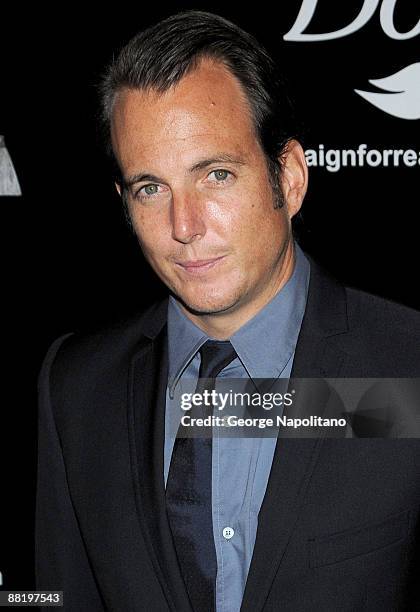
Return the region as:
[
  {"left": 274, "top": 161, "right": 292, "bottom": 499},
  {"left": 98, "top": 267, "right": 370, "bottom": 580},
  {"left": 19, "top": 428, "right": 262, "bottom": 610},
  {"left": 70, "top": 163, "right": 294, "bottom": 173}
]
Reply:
[
  {"left": 141, "top": 184, "right": 159, "bottom": 196},
  {"left": 209, "top": 169, "right": 231, "bottom": 182},
  {"left": 134, "top": 183, "right": 166, "bottom": 201}
]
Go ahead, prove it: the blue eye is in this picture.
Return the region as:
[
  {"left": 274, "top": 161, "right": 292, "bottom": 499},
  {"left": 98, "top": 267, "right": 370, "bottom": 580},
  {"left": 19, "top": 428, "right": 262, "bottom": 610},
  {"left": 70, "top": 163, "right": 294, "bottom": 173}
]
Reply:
[
  {"left": 212, "top": 169, "right": 230, "bottom": 181},
  {"left": 142, "top": 184, "right": 159, "bottom": 195},
  {"left": 134, "top": 183, "right": 162, "bottom": 200}
]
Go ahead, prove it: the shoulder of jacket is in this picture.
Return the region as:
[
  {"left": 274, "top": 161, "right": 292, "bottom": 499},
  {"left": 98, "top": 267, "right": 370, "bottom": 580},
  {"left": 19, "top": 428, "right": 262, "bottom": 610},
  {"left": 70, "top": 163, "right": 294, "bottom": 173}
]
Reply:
[
  {"left": 344, "top": 285, "right": 420, "bottom": 337},
  {"left": 39, "top": 299, "right": 167, "bottom": 385}
]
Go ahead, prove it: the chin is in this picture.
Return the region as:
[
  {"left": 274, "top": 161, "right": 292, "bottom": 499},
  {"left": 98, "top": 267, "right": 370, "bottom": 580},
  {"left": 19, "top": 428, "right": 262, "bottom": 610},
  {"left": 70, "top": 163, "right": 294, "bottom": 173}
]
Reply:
[{"left": 175, "top": 288, "right": 242, "bottom": 317}]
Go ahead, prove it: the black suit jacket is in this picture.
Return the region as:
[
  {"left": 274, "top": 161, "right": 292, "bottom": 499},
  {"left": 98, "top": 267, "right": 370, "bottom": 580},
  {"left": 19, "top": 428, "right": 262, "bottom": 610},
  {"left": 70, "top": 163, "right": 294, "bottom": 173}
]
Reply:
[{"left": 36, "top": 256, "right": 420, "bottom": 611}]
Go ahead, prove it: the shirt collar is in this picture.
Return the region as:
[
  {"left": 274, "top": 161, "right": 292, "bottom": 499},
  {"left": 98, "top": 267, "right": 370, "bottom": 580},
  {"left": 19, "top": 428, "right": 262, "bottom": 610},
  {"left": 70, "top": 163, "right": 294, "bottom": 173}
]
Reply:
[
  {"left": 167, "top": 299, "right": 208, "bottom": 391},
  {"left": 167, "top": 241, "right": 310, "bottom": 390},
  {"left": 230, "top": 242, "right": 309, "bottom": 378}
]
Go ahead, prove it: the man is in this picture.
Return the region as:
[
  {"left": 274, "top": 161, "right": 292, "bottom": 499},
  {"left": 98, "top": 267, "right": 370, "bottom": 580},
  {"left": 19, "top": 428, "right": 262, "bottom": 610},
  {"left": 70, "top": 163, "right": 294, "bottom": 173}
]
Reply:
[{"left": 36, "top": 10, "right": 420, "bottom": 612}]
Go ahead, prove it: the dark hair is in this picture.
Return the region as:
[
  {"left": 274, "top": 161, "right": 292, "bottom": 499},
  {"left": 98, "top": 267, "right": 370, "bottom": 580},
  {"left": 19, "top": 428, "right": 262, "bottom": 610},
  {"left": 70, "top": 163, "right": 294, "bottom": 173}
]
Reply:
[{"left": 99, "top": 10, "right": 301, "bottom": 220}]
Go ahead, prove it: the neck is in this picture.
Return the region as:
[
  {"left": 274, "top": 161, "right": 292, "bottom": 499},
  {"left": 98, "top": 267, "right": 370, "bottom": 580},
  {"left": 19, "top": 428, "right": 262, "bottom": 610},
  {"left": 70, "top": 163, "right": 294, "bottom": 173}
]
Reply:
[{"left": 178, "top": 240, "right": 296, "bottom": 340}]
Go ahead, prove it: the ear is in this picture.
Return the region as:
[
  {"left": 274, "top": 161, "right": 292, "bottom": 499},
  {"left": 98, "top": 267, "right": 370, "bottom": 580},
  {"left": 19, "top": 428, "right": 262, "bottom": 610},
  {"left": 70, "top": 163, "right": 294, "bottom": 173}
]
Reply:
[{"left": 279, "top": 139, "right": 308, "bottom": 219}]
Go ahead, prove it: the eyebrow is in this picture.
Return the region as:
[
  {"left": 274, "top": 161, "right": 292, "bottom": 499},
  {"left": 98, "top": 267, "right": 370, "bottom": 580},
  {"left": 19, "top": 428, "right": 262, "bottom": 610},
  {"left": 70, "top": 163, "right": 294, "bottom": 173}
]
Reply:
[{"left": 123, "top": 153, "right": 246, "bottom": 189}]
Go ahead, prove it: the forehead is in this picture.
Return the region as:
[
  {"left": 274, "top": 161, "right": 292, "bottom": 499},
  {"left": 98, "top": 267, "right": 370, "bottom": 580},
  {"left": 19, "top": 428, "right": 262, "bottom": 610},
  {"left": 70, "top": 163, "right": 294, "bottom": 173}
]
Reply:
[{"left": 110, "top": 59, "right": 259, "bottom": 172}]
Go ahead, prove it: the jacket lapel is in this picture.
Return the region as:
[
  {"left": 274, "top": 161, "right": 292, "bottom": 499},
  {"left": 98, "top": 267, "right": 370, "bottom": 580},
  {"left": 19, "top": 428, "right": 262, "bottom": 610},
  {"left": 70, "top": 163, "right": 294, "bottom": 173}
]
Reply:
[
  {"left": 291, "top": 256, "right": 349, "bottom": 379},
  {"left": 127, "top": 300, "right": 193, "bottom": 612},
  {"left": 240, "top": 256, "right": 350, "bottom": 612}
]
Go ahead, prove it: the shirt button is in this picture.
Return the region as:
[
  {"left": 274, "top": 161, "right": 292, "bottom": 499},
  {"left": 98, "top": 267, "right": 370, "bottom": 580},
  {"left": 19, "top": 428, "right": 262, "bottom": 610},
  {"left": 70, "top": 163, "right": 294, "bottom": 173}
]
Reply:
[{"left": 222, "top": 527, "right": 235, "bottom": 540}]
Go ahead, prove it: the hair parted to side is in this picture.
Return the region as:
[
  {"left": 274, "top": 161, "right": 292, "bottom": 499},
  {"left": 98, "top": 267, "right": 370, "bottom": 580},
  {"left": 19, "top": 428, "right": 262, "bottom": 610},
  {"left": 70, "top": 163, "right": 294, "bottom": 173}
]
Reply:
[{"left": 98, "top": 10, "right": 302, "bottom": 221}]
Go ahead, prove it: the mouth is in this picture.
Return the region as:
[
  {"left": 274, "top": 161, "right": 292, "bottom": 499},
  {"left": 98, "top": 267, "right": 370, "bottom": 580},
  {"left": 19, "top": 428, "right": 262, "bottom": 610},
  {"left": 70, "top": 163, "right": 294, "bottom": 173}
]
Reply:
[{"left": 175, "top": 255, "right": 226, "bottom": 274}]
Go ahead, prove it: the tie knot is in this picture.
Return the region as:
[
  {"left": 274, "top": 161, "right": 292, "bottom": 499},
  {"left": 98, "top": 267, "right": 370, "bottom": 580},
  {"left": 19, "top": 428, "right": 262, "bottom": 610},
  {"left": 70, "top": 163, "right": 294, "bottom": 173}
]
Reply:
[{"left": 198, "top": 340, "right": 237, "bottom": 379}]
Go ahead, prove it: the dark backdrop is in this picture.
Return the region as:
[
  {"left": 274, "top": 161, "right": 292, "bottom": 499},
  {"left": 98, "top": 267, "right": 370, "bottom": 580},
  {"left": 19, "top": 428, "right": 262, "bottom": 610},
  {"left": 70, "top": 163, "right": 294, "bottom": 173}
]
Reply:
[{"left": 0, "top": 1, "right": 419, "bottom": 592}]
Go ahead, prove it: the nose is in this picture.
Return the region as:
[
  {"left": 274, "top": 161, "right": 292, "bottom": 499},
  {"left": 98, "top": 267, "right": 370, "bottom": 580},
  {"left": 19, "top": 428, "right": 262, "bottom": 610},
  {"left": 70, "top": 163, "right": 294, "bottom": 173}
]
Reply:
[{"left": 171, "top": 191, "right": 206, "bottom": 244}]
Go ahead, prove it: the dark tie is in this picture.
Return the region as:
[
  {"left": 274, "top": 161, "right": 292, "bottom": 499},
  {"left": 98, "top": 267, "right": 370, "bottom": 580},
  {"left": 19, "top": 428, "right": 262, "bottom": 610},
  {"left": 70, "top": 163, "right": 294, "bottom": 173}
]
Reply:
[{"left": 165, "top": 340, "right": 237, "bottom": 612}]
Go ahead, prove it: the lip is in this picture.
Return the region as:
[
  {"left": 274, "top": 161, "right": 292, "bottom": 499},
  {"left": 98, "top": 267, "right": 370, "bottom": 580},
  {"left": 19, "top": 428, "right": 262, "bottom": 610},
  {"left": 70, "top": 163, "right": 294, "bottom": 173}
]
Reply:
[{"left": 175, "top": 255, "right": 226, "bottom": 274}]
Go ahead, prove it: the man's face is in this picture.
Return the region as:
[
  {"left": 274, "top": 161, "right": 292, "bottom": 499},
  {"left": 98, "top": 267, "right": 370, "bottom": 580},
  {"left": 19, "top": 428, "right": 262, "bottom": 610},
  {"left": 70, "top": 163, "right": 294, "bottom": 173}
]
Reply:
[{"left": 111, "top": 59, "right": 302, "bottom": 317}]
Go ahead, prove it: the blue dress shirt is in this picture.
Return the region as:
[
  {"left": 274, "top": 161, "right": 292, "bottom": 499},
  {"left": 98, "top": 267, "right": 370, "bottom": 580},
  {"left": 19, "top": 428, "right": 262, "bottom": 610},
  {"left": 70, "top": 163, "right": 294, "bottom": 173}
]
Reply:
[{"left": 164, "top": 242, "right": 310, "bottom": 612}]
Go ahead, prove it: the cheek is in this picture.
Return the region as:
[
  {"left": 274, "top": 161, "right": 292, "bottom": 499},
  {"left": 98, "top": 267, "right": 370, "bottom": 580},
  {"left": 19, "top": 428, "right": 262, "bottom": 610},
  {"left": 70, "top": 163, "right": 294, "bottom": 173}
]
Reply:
[
  {"left": 132, "top": 211, "right": 168, "bottom": 256},
  {"left": 205, "top": 197, "right": 236, "bottom": 229},
  {"left": 206, "top": 190, "right": 262, "bottom": 232},
  {"left": 235, "top": 206, "right": 289, "bottom": 269},
  {"left": 210, "top": 188, "right": 285, "bottom": 248}
]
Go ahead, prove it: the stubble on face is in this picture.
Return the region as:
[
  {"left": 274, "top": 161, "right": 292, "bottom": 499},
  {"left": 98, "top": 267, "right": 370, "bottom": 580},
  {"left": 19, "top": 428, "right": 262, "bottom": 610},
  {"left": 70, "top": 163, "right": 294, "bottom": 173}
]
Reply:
[{"left": 111, "top": 58, "right": 296, "bottom": 337}]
